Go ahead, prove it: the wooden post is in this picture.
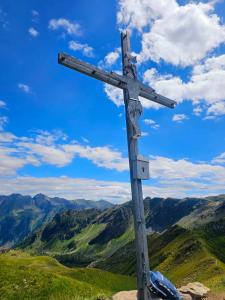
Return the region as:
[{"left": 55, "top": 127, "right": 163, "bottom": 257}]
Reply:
[{"left": 121, "top": 31, "right": 152, "bottom": 300}]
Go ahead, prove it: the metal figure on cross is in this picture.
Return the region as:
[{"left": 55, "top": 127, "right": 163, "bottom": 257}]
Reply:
[{"left": 58, "top": 31, "right": 176, "bottom": 300}]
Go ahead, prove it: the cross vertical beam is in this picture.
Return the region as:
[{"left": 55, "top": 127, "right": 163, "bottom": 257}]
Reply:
[{"left": 121, "top": 31, "right": 151, "bottom": 300}]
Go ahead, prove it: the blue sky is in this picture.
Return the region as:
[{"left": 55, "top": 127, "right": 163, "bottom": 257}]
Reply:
[{"left": 1, "top": 0, "right": 225, "bottom": 203}]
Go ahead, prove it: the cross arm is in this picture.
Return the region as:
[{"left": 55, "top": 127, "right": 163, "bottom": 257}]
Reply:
[
  {"left": 139, "top": 84, "right": 176, "bottom": 108},
  {"left": 58, "top": 52, "right": 176, "bottom": 109},
  {"left": 58, "top": 52, "right": 127, "bottom": 90}
]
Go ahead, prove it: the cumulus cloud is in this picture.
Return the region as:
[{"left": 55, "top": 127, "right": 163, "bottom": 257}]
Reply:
[
  {"left": 117, "top": 0, "right": 225, "bottom": 67},
  {"left": 104, "top": 84, "right": 124, "bottom": 107},
  {"left": 18, "top": 83, "right": 31, "bottom": 94},
  {"left": 0, "top": 128, "right": 128, "bottom": 176},
  {"left": 49, "top": 18, "right": 81, "bottom": 36},
  {"left": 143, "top": 54, "right": 225, "bottom": 117},
  {"left": 28, "top": 27, "right": 39, "bottom": 37},
  {"left": 101, "top": 48, "right": 121, "bottom": 68},
  {"left": 68, "top": 40, "right": 94, "bottom": 57},
  {"left": 0, "top": 116, "right": 8, "bottom": 130},
  {"left": 31, "top": 10, "right": 39, "bottom": 23},
  {"left": 0, "top": 132, "right": 16, "bottom": 142},
  {"left": 205, "top": 101, "right": 225, "bottom": 119},
  {"left": 212, "top": 152, "right": 225, "bottom": 165},
  {"left": 0, "top": 121, "right": 224, "bottom": 201},
  {"left": 1, "top": 154, "right": 225, "bottom": 202},
  {"left": 172, "top": 114, "right": 188, "bottom": 122},
  {"left": 0, "top": 9, "right": 8, "bottom": 30},
  {"left": 193, "top": 106, "right": 203, "bottom": 116},
  {"left": 143, "top": 118, "right": 160, "bottom": 129},
  {"left": 0, "top": 100, "right": 6, "bottom": 108}
]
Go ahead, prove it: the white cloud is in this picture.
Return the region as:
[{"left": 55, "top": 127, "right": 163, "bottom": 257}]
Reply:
[
  {"left": 0, "top": 100, "right": 6, "bottom": 108},
  {"left": 104, "top": 84, "right": 124, "bottom": 107},
  {"left": 0, "top": 116, "right": 8, "bottom": 130},
  {"left": 143, "top": 118, "right": 160, "bottom": 129},
  {"left": 148, "top": 155, "right": 225, "bottom": 190},
  {"left": 193, "top": 106, "right": 203, "bottom": 116},
  {"left": 212, "top": 152, "right": 225, "bottom": 165},
  {"left": 117, "top": 0, "right": 176, "bottom": 31},
  {"left": 143, "top": 54, "right": 225, "bottom": 117},
  {"left": 0, "top": 121, "right": 225, "bottom": 201},
  {"left": 141, "top": 131, "right": 149, "bottom": 137},
  {"left": 0, "top": 9, "right": 8, "bottom": 30},
  {"left": 117, "top": 0, "right": 225, "bottom": 67},
  {"left": 63, "top": 144, "right": 128, "bottom": 171},
  {"left": 0, "top": 132, "right": 16, "bottom": 142},
  {"left": 81, "top": 137, "right": 90, "bottom": 143},
  {"left": 31, "top": 10, "right": 39, "bottom": 23},
  {"left": 103, "top": 48, "right": 121, "bottom": 67},
  {"left": 1, "top": 154, "right": 225, "bottom": 202},
  {"left": 68, "top": 41, "right": 94, "bottom": 57},
  {"left": 0, "top": 143, "right": 39, "bottom": 176},
  {"left": 0, "top": 128, "right": 128, "bottom": 175},
  {"left": 28, "top": 27, "right": 39, "bottom": 37},
  {"left": 35, "top": 129, "right": 67, "bottom": 145},
  {"left": 18, "top": 142, "right": 74, "bottom": 167},
  {"left": 0, "top": 176, "right": 131, "bottom": 203},
  {"left": 18, "top": 83, "right": 31, "bottom": 94},
  {"left": 49, "top": 18, "right": 81, "bottom": 36},
  {"left": 206, "top": 101, "right": 225, "bottom": 118},
  {"left": 172, "top": 114, "right": 188, "bottom": 122}
]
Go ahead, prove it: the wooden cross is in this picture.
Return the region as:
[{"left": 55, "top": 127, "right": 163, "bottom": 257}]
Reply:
[{"left": 58, "top": 31, "right": 176, "bottom": 300}]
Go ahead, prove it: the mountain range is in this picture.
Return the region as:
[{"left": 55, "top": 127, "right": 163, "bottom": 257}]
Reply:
[
  {"left": 17, "top": 194, "right": 225, "bottom": 292},
  {"left": 0, "top": 193, "right": 113, "bottom": 247}
]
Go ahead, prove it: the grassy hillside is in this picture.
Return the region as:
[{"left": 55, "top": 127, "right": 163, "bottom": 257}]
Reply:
[
  {"left": 20, "top": 206, "right": 135, "bottom": 267},
  {"left": 17, "top": 196, "right": 225, "bottom": 294},
  {"left": 96, "top": 225, "right": 225, "bottom": 292},
  {"left": 0, "top": 250, "right": 136, "bottom": 300},
  {"left": 21, "top": 196, "right": 225, "bottom": 267}
]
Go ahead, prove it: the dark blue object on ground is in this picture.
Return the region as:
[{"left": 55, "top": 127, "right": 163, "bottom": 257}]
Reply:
[{"left": 149, "top": 271, "right": 182, "bottom": 300}]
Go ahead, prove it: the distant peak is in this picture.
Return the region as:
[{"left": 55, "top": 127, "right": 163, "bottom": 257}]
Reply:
[{"left": 33, "top": 193, "right": 48, "bottom": 199}]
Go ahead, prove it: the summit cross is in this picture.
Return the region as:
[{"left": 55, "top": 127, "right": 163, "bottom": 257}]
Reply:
[{"left": 58, "top": 31, "right": 176, "bottom": 300}]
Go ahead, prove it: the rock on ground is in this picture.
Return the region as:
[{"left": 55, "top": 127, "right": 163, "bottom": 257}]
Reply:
[{"left": 178, "top": 282, "right": 210, "bottom": 299}]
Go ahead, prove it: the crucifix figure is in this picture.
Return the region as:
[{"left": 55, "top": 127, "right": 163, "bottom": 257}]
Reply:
[{"left": 58, "top": 31, "right": 176, "bottom": 300}]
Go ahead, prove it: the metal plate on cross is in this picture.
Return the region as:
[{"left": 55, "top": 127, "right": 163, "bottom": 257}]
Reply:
[{"left": 133, "top": 155, "right": 150, "bottom": 180}]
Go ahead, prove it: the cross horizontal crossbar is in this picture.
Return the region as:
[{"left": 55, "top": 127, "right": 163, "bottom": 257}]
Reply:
[{"left": 58, "top": 53, "right": 176, "bottom": 109}]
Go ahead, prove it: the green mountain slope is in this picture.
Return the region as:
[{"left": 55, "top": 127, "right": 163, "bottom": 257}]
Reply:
[
  {"left": 0, "top": 193, "right": 113, "bottom": 247},
  {"left": 20, "top": 195, "right": 225, "bottom": 269},
  {"left": 20, "top": 205, "right": 135, "bottom": 267},
  {"left": 96, "top": 224, "right": 225, "bottom": 292},
  {"left": 0, "top": 250, "right": 135, "bottom": 300}
]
